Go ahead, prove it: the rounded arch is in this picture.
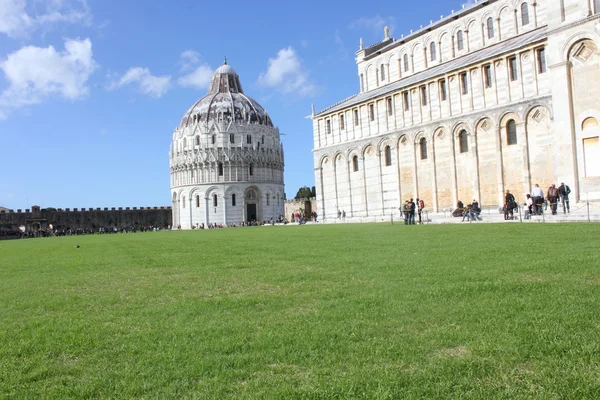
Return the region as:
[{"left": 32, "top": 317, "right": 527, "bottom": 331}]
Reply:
[
  {"left": 451, "top": 121, "right": 472, "bottom": 138},
  {"left": 204, "top": 186, "right": 221, "bottom": 199},
  {"left": 496, "top": 5, "right": 511, "bottom": 19},
  {"left": 499, "top": 111, "right": 521, "bottom": 127},
  {"left": 432, "top": 126, "right": 447, "bottom": 143},
  {"left": 410, "top": 41, "right": 423, "bottom": 55},
  {"left": 377, "top": 137, "right": 394, "bottom": 151},
  {"left": 474, "top": 116, "right": 495, "bottom": 135},
  {"left": 225, "top": 185, "right": 242, "bottom": 197},
  {"left": 172, "top": 192, "right": 178, "bottom": 202},
  {"left": 437, "top": 30, "right": 450, "bottom": 43},
  {"left": 565, "top": 36, "right": 600, "bottom": 61},
  {"left": 333, "top": 151, "right": 346, "bottom": 163},
  {"left": 465, "top": 17, "right": 478, "bottom": 30},
  {"left": 319, "top": 154, "right": 331, "bottom": 168},
  {"left": 346, "top": 147, "right": 360, "bottom": 159},
  {"left": 523, "top": 103, "right": 552, "bottom": 123},
  {"left": 413, "top": 130, "right": 430, "bottom": 144},
  {"left": 361, "top": 144, "right": 376, "bottom": 157},
  {"left": 397, "top": 134, "right": 410, "bottom": 148},
  {"left": 386, "top": 52, "right": 398, "bottom": 65},
  {"left": 582, "top": 117, "right": 599, "bottom": 130},
  {"left": 451, "top": 24, "right": 466, "bottom": 36},
  {"left": 480, "top": 10, "right": 495, "bottom": 24},
  {"left": 188, "top": 187, "right": 203, "bottom": 199}
]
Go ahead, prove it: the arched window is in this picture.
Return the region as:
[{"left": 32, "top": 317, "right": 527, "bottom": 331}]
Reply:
[
  {"left": 352, "top": 155, "right": 359, "bottom": 172},
  {"left": 430, "top": 42, "right": 437, "bottom": 61},
  {"left": 261, "top": 135, "right": 265, "bottom": 144},
  {"left": 380, "top": 64, "right": 386, "bottom": 81},
  {"left": 420, "top": 137, "right": 428, "bottom": 160},
  {"left": 195, "top": 136, "right": 200, "bottom": 146},
  {"left": 384, "top": 145, "right": 392, "bottom": 166},
  {"left": 246, "top": 135, "right": 252, "bottom": 144},
  {"left": 232, "top": 194, "right": 236, "bottom": 206},
  {"left": 582, "top": 117, "right": 599, "bottom": 130},
  {"left": 459, "top": 130, "right": 469, "bottom": 153},
  {"left": 183, "top": 138, "right": 187, "bottom": 149},
  {"left": 521, "top": 3, "right": 530, "bottom": 26},
  {"left": 266, "top": 193, "right": 270, "bottom": 206},
  {"left": 487, "top": 17, "right": 495, "bottom": 39},
  {"left": 213, "top": 194, "right": 218, "bottom": 207},
  {"left": 457, "top": 31, "right": 464, "bottom": 51},
  {"left": 249, "top": 164, "right": 254, "bottom": 176},
  {"left": 182, "top": 196, "right": 186, "bottom": 208},
  {"left": 196, "top": 195, "right": 200, "bottom": 208},
  {"left": 507, "top": 119, "right": 518, "bottom": 145},
  {"left": 211, "top": 135, "right": 216, "bottom": 144},
  {"left": 218, "top": 162, "right": 224, "bottom": 176},
  {"left": 403, "top": 54, "right": 409, "bottom": 72}
]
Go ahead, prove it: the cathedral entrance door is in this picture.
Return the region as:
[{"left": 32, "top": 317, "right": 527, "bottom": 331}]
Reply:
[{"left": 246, "top": 204, "right": 257, "bottom": 222}]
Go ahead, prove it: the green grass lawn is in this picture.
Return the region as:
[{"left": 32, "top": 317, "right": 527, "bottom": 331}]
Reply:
[{"left": 1, "top": 223, "right": 600, "bottom": 399}]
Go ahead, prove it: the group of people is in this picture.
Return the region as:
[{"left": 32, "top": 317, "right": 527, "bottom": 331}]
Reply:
[
  {"left": 524, "top": 182, "right": 571, "bottom": 217},
  {"left": 401, "top": 198, "right": 425, "bottom": 225}
]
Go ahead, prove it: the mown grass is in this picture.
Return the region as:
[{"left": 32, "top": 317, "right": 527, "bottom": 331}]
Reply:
[{"left": 1, "top": 223, "right": 600, "bottom": 399}]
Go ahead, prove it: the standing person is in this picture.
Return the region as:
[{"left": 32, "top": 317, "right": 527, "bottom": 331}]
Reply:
[
  {"left": 402, "top": 201, "right": 410, "bottom": 225},
  {"left": 337, "top": 209, "right": 341, "bottom": 219},
  {"left": 417, "top": 198, "right": 425, "bottom": 224},
  {"left": 342, "top": 210, "right": 346, "bottom": 219},
  {"left": 408, "top": 198, "right": 416, "bottom": 225},
  {"left": 547, "top": 184, "right": 559, "bottom": 215},
  {"left": 505, "top": 190, "right": 516, "bottom": 220},
  {"left": 531, "top": 184, "right": 544, "bottom": 215},
  {"left": 558, "top": 182, "right": 571, "bottom": 214}
]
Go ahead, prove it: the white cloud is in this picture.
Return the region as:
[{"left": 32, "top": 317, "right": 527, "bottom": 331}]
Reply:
[
  {"left": 0, "top": 38, "right": 96, "bottom": 116},
  {"left": 176, "top": 50, "right": 213, "bottom": 90},
  {"left": 109, "top": 67, "right": 171, "bottom": 98},
  {"left": 258, "top": 47, "right": 317, "bottom": 97},
  {"left": 178, "top": 64, "right": 213, "bottom": 89},
  {"left": 350, "top": 15, "right": 396, "bottom": 37},
  {"left": 179, "top": 50, "right": 200, "bottom": 71},
  {"left": 0, "top": 0, "right": 91, "bottom": 38}
]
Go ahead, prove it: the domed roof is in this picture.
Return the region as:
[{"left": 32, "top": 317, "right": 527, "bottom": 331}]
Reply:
[{"left": 179, "top": 60, "right": 272, "bottom": 129}]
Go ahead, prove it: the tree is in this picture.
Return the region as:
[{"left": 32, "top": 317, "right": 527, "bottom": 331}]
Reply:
[{"left": 295, "top": 186, "right": 313, "bottom": 200}]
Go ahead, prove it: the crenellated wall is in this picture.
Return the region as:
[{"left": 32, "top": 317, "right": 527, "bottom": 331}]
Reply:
[{"left": 0, "top": 205, "right": 172, "bottom": 232}]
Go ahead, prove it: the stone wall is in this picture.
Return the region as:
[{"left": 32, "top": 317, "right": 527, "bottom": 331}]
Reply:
[
  {"left": 0, "top": 205, "right": 172, "bottom": 232},
  {"left": 284, "top": 198, "right": 317, "bottom": 220}
]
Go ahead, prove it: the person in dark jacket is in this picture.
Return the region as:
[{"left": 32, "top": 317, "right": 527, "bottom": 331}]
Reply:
[
  {"left": 547, "top": 184, "right": 559, "bottom": 215},
  {"left": 505, "top": 190, "right": 516, "bottom": 220},
  {"left": 558, "top": 182, "right": 571, "bottom": 214}
]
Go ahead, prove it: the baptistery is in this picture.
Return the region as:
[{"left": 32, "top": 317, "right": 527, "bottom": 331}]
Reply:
[{"left": 170, "top": 60, "right": 285, "bottom": 228}]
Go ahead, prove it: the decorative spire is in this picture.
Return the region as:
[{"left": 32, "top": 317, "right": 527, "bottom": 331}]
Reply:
[
  {"left": 224, "top": 56, "right": 227, "bottom": 65},
  {"left": 359, "top": 37, "right": 364, "bottom": 50}
]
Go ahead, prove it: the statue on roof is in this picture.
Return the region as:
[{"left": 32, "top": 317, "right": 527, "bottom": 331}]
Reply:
[
  {"left": 384, "top": 26, "right": 390, "bottom": 40},
  {"left": 359, "top": 37, "right": 364, "bottom": 50}
]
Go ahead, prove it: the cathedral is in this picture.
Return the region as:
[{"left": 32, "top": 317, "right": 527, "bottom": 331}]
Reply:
[
  {"left": 170, "top": 61, "right": 285, "bottom": 228},
  {"left": 312, "top": 0, "right": 600, "bottom": 218}
]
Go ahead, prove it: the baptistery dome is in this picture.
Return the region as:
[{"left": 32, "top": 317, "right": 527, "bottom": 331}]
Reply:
[
  {"left": 170, "top": 60, "right": 285, "bottom": 229},
  {"left": 179, "top": 61, "right": 272, "bottom": 129}
]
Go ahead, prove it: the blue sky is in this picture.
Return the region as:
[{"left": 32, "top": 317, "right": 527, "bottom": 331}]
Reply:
[{"left": 0, "top": 0, "right": 465, "bottom": 210}]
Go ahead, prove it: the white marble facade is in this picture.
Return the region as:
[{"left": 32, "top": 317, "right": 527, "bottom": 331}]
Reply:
[
  {"left": 170, "top": 62, "right": 285, "bottom": 228},
  {"left": 313, "top": 0, "right": 600, "bottom": 219}
]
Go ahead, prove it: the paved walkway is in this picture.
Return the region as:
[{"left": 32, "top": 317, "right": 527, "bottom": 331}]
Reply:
[{"left": 316, "top": 202, "right": 600, "bottom": 225}]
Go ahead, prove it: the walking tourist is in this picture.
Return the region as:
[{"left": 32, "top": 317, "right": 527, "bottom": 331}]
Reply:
[
  {"left": 547, "top": 184, "right": 559, "bottom": 215},
  {"left": 531, "top": 184, "right": 544, "bottom": 215},
  {"left": 558, "top": 182, "right": 571, "bottom": 214}
]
